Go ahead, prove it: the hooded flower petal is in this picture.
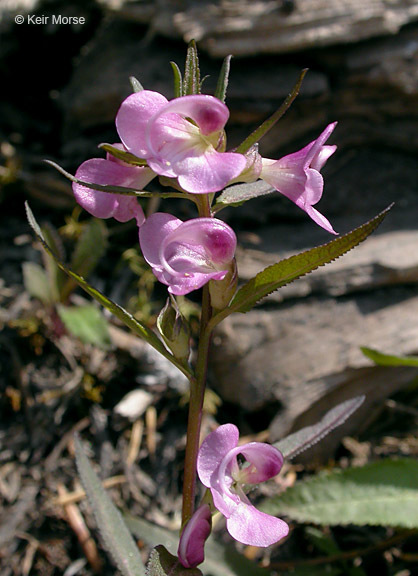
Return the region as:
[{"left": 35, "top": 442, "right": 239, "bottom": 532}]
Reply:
[
  {"left": 72, "top": 149, "right": 155, "bottom": 225},
  {"left": 116, "top": 91, "right": 246, "bottom": 194},
  {"left": 197, "top": 424, "right": 289, "bottom": 548},
  {"left": 139, "top": 213, "right": 237, "bottom": 295},
  {"left": 178, "top": 504, "right": 212, "bottom": 568},
  {"left": 260, "top": 123, "right": 338, "bottom": 234}
]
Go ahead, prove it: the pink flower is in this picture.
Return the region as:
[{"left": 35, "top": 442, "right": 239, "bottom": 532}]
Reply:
[
  {"left": 178, "top": 504, "right": 212, "bottom": 568},
  {"left": 260, "top": 123, "right": 338, "bottom": 234},
  {"left": 139, "top": 213, "right": 237, "bottom": 295},
  {"left": 116, "top": 91, "right": 246, "bottom": 194},
  {"left": 197, "top": 424, "right": 289, "bottom": 547},
  {"left": 72, "top": 145, "right": 155, "bottom": 225}
]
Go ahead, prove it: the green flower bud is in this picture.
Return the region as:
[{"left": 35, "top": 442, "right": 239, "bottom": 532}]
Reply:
[{"left": 157, "top": 297, "right": 190, "bottom": 364}]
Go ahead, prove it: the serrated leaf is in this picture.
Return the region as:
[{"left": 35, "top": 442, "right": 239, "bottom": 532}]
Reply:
[
  {"left": 214, "top": 180, "right": 274, "bottom": 211},
  {"left": 22, "top": 262, "right": 54, "bottom": 304},
  {"left": 361, "top": 347, "right": 418, "bottom": 367},
  {"left": 214, "top": 55, "right": 232, "bottom": 103},
  {"left": 146, "top": 546, "right": 202, "bottom": 576},
  {"left": 235, "top": 69, "right": 307, "bottom": 154},
  {"left": 25, "top": 203, "right": 192, "bottom": 379},
  {"left": 125, "top": 515, "right": 268, "bottom": 576},
  {"left": 57, "top": 304, "right": 111, "bottom": 349},
  {"left": 74, "top": 436, "right": 145, "bottom": 576},
  {"left": 223, "top": 205, "right": 392, "bottom": 316},
  {"left": 98, "top": 143, "right": 148, "bottom": 166},
  {"left": 183, "top": 40, "right": 200, "bottom": 96},
  {"left": 261, "top": 459, "right": 418, "bottom": 528},
  {"left": 275, "top": 396, "right": 365, "bottom": 460}
]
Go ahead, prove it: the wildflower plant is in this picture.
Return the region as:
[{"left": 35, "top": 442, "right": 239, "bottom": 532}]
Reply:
[{"left": 26, "top": 42, "right": 397, "bottom": 575}]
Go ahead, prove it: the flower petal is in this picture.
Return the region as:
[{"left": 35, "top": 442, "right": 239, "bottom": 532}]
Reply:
[
  {"left": 73, "top": 158, "right": 153, "bottom": 224},
  {"left": 226, "top": 500, "right": 289, "bottom": 547},
  {"left": 236, "top": 442, "right": 284, "bottom": 484},
  {"left": 116, "top": 90, "right": 168, "bottom": 158},
  {"left": 197, "top": 424, "right": 239, "bottom": 487}
]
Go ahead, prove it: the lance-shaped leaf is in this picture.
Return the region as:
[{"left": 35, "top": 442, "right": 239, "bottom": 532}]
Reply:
[
  {"left": 171, "top": 61, "right": 183, "bottom": 98},
  {"left": 25, "top": 203, "right": 192, "bottom": 379},
  {"left": 74, "top": 436, "right": 145, "bottom": 576},
  {"left": 146, "top": 546, "right": 202, "bottom": 576},
  {"left": 98, "top": 143, "right": 148, "bottom": 166},
  {"left": 214, "top": 55, "right": 232, "bottom": 103},
  {"left": 183, "top": 40, "right": 201, "bottom": 96},
  {"left": 275, "top": 396, "right": 365, "bottom": 459},
  {"left": 214, "top": 180, "right": 274, "bottom": 212},
  {"left": 130, "top": 76, "right": 144, "bottom": 93},
  {"left": 260, "top": 459, "right": 418, "bottom": 528},
  {"left": 361, "top": 347, "right": 418, "bottom": 367},
  {"left": 57, "top": 304, "right": 111, "bottom": 349},
  {"left": 212, "top": 205, "right": 392, "bottom": 322},
  {"left": 235, "top": 69, "right": 307, "bottom": 154}
]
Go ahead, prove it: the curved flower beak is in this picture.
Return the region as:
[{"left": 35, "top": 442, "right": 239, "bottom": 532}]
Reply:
[
  {"left": 260, "top": 123, "right": 338, "bottom": 234},
  {"left": 197, "top": 423, "right": 289, "bottom": 548},
  {"left": 116, "top": 91, "right": 246, "bottom": 194},
  {"left": 139, "top": 213, "right": 237, "bottom": 295}
]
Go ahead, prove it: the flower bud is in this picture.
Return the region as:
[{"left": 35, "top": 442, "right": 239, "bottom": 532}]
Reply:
[
  {"left": 178, "top": 504, "right": 212, "bottom": 568},
  {"left": 157, "top": 297, "right": 190, "bottom": 363}
]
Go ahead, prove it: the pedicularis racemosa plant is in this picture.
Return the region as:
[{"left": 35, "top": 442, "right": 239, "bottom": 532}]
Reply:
[{"left": 26, "top": 43, "right": 396, "bottom": 575}]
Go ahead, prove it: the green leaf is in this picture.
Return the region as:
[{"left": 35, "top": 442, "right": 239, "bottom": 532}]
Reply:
[
  {"left": 235, "top": 69, "right": 308, "bottom": 154},
  {"left": 74, "top": 436, "right": 146, "bottom": 576},
  {"left": 98, "top": 143, "right": 148, "bottom": 166},
  {"left": 183, "top": 40, "right": 200, "bottom": 96},
  {"left": 57, "top": 304, "right": 111, "bottom": 349},
  {"left": 146, "top": 546, "right": 202, "bottom": 576},
  {"left": 22, "top": 262, "right": 53, "bottom": 305},
  {"left": 125, "top": 515, "right": 268, "bottom": 576},
  {"left": 130, "top": 76, "right": 144, "bottom": 93},
  {"left": 361, "top": 347, "right": 418, "bottom": 367},
  {"left": 214, "top": 180, "right": 274, "bottom": 212},
  {"left": 214, "top": 55, "right": 232, "bottom": 103},
  {"left": 171, "top": 61, "right": 183, "bottom": 98},
  {"left": 25, "top": 203, "right": 192, "bottom": 379},
  {"left": 216, "top": 205, "right": 392, "bottom": 319},
  {"left": 261, "top": 459, "right": 418, "bottom": 528},
  {"left": 41, "top": 223, "right": 67, "bottom": 301},
  {"left": 45, "top": 160, "right": 152, "bottom": 196},
  {"left": 275, "top": 396, "right": 365, "bottom": 460}
]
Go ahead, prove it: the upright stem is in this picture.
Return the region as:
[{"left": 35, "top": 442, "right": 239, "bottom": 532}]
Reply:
[{"left": 181, "top": 194, "right": 213, "bottom": 525}]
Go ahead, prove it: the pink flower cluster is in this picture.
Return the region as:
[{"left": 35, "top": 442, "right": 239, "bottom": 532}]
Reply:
[{"left": 72, "top": 89, "right": 337, "bottom": 294}]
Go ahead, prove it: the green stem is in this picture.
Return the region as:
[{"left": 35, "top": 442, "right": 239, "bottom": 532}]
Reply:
[{"left": 181, "top": 193, "right": 213, "bottom": 525}]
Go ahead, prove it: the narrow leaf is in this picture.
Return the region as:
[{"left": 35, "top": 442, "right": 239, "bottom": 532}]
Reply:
[
  {"left": 214, "top": 180, "right": 274, "bottom": 212},
  {"left": 214, "top": 55, "right": 232, "bottom": 103},
  {"left": 275, "top": 396, "right": 365, "bottom": 460},
  {"left": 45, "top": 160, "right": 152, "bottom": 196},
  {"left": 235, "top": 69, "right": 308, "bottom": 154},
  {"left": 361, "top": 347, "right": 418, "bottom": 367},
  {"left": 25, "top": 203, "right": 192, "bottom": 378},
  {"left": 146, "top": 546, "right": 202, "bottom": 576},
  {"left": 261, "top": 459, "right": 418, "bottom": 528},
  {"left": 171, "top": 61, "right": 183, "bottom": 98},
  {"left": 220, "top": 205, "right": 392, "bottom": 318},
  {"left": 98, "top": 143, "right": 148, "bottom": 166},
  {"left": 74, "top": 436, "right": 145, "bottom": 576},
  {"left": 125, "top": 515, "right": 268, "bottom": 576},
  {"left": 183, "top": 40, "right": 200, "bottom": 96},
  {"left": 130, "top": 76, "right": 144, "bottom": 92},
  {"left": 57, "top": 304, "right": 112, "bottom": 349}
]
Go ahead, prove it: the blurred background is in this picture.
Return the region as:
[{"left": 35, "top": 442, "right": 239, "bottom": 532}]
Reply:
[{"left": 0, "top": 1, "right": 417, "bottom": 574}]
